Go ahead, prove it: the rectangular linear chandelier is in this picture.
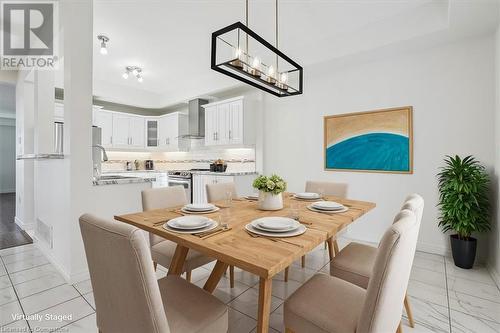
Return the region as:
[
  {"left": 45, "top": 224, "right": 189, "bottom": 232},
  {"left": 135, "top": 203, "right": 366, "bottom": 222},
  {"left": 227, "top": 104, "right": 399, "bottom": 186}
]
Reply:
[{"left": 211, "top": 1, "right": 303, "bottom": 97}]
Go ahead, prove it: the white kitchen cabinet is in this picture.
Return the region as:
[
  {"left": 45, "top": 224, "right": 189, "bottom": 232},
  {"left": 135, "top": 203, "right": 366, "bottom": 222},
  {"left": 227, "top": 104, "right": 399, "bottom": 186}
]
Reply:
[
  {"left": 203, "top": 97, "right": 246, "bottom": 146},
  {"left": 111, "top": 114, "right": 145, "bottom": 148},
  {"left": 145, "top": 118, "right": 159, "bottom": 148},
  {"left": 129, "top": 116, "right": 145, "bottom": 148},
  {"left": 158, "top": 112, "right": 188, "bottom": 151},
  {"left": 94, "top": 110, "right": 113, "bottom": 147},
  {"left": 112, "top": 114, "right": 131, "bottom": 148},
  {"left": 192, "top": 173, "right": 257, "bottom": 204}
]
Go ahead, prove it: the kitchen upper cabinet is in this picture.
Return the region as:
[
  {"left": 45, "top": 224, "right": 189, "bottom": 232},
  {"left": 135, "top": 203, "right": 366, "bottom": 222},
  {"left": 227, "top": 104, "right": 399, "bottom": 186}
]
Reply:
[
  {"left": 203, "top": 97, "right": 245, "bottom": 146},
  {"left": 145, "top": 118, "right": 159, "bottom": 148},
  {"left": 111, "top": 114, "right": 145, "bottom": 148},
  {"left": 94, "top": 110, "right": 113, "bottom": 147},
  {"left": 111, "top": 114, "right": 131, "bottom": 147},
  {"left": 129, "top": 116, "right": 145, "bottom": 148},
  {"left": 158, "top": 112, "right": 187, "bottom": 151}
]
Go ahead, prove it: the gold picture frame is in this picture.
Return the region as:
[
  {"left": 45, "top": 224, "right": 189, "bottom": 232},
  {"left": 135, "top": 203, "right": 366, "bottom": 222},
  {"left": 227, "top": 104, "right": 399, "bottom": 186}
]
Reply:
[{"left": 324, "top": 106, "right": 413, "bottom": 174}]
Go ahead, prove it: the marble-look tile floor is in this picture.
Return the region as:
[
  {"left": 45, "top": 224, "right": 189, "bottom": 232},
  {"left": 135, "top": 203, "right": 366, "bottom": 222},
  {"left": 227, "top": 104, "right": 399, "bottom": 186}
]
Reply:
[{"left": 0, "top": 242, "right": 499, "bottom": 332}]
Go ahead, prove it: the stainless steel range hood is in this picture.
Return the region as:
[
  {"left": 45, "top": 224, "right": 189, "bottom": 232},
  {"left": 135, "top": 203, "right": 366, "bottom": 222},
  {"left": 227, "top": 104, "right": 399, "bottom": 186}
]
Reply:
[{"left": 181, "top": 98, "right": 208, "bottom": 139}]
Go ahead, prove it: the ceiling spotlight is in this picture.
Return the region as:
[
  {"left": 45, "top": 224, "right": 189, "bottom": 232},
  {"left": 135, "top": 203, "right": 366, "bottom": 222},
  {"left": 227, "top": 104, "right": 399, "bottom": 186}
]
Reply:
[
  {"left": 97, "top": 35, "right": 109, "bottom": 55},
  {"left": 123, "top": 66, "right": 143, "bottom": 82}
]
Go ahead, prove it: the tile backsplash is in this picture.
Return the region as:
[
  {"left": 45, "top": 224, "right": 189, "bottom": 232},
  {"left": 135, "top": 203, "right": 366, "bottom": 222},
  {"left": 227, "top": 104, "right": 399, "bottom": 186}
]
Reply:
[{"left": 103, "top": 148, "right": 256, "bottom": 173}]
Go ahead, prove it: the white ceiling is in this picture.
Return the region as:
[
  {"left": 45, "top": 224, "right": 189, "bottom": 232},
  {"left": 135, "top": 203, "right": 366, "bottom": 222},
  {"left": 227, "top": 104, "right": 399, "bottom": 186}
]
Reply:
[{"left": 91, "top": 0, "right": 499, "bottom": 109}]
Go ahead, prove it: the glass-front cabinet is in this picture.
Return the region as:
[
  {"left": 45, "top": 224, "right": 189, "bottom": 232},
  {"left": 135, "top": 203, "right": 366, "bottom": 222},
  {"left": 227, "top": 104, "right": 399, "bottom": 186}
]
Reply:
[{"left": 145, "top": 118, "right": 159, "bottom": 147}]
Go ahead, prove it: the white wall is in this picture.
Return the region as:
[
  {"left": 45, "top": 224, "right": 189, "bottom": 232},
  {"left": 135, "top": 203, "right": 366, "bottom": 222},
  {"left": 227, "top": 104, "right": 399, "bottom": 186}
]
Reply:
[
  {"left": 262, "top": 35, "right": 496, "bottom": 260},
  {"left": 0, "top": 125, "right": 15, "bottom": 193},
  {"left": 490, "top": 23, "right": 500, "bottom": 285}
]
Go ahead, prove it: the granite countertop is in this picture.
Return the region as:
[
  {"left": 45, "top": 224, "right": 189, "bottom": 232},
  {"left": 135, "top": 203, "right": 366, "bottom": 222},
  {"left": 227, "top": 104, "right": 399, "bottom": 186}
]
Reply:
[
  {"left": 102, "top": 170, "right": 166, "bottom": 174},
  {"left": 190, "top": 171, "right": 258, "bottom": 176},
  {"left": 93, "top": 177, "right": 156, "bottom": 186}
]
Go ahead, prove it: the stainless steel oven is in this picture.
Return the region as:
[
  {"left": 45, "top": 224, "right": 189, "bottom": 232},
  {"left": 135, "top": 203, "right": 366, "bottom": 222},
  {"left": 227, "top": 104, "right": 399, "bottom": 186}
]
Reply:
[{"left": 167, "top": 171, "right": 192, "bottom": 203}]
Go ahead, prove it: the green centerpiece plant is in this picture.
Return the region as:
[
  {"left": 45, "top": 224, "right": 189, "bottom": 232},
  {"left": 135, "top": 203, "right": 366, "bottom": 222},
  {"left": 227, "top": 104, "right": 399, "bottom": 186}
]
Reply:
[
  {"left": 437, "top": 155, "right": 490, "bottom": 268},
  {"left": 253, "top": 174, "right": 287, "bottom": 210}
]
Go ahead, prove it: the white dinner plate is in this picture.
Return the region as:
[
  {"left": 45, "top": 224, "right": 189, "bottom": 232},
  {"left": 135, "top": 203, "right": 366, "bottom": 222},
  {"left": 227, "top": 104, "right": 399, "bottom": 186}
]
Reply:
[
  {"left": 181, "top": 206, "right": 220, "bottom": 214},
  {"left": 163, "top": 219, "right": 217, "bottom": 234},
  {"left": 311, "top": 201, "right": 345, "bottom": 211},
  {"left": 167, "top": 216, "right": 212, "bottom": 230},
  {"left": 245, "top": 194, "right": 259, "bottom": 201},
  {"left": 294, "top": 192, "right": 321, "bottom": 200},
  {"left": 307, "top": 205, "right": 349, "bottom": 214},
  {"left": 183, "top": 203, "right": 216, "bottom": 212},
  {"left": 245, "top": 223, "right": 306, "bottom": 238},
  {"left": 251, "top": 217, "right": 300, "bottom": 232}
]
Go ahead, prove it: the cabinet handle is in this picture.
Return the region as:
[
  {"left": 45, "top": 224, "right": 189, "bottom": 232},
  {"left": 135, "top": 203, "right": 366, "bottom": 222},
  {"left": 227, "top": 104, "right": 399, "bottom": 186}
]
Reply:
[
  {"left": 213, "top": 132, "right": 216, "bottom": 141},
  {"left": 229, "top": 130, "right": 232, "bottom": 140},
  {"left": 110, "top": 136, "right": 113, "bottom": 144}
]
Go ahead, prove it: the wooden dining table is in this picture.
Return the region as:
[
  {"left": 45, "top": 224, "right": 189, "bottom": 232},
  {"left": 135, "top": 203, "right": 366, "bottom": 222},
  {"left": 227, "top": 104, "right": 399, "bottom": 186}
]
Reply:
[{"left": 115, "top": 193, "right": 375, "bottom": 333}]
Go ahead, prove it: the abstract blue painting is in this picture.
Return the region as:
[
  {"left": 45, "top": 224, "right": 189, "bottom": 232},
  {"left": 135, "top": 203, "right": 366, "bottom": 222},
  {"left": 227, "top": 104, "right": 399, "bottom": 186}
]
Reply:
[{"left": 324, "top": 107, "right": 413, "bottom": 173}]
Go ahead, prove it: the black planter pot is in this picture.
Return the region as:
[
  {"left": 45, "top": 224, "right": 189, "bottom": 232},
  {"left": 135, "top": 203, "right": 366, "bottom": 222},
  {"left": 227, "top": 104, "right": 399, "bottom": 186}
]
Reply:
[{"left": 450, "top": 234, "right": 477, "bottom": 269}]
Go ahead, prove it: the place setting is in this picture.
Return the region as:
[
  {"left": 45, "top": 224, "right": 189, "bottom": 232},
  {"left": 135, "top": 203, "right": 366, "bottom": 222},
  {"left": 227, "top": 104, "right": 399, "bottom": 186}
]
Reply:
[
  {"left": 161, "top": 215, "right": 231, "bottom": 239},
  {"left": 291, "top": 192, "right": 323, "bottom": 201},
  {"left": 306, "top": 200, "right": 349, "bottom": 214},
  {"left": 245, "top": 216, "right": 306, "bottom": 247},
  {"left": 179, "top": 203, "right": 220, "bottom": 214}
]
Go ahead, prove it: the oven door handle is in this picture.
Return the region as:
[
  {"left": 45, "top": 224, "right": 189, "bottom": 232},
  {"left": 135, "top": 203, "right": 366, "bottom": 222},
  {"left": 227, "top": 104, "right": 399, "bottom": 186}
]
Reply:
[{"left": 168, "top": 179, "right": 190, "bottom": 185}]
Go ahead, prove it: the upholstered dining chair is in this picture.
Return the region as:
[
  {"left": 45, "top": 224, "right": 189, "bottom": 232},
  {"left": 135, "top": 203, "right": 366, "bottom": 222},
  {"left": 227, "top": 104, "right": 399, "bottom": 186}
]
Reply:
[
  {"left": 142, "top": 186, "right": 215, "bottom": 282},
  {"left": 206, "top": 182, "right": 237, "bottom": 288},
  {"left": 79, "top": 214, "right": 228, "bottom": 333},
  {"left": 329, "top": 194, "right": 424, "bottom": 329},
  {"left": 287, "top": 181, "right": 348, "bottom": 282},
  {"left": 284, "top": 209, "right": 418, "bottom": 333}
]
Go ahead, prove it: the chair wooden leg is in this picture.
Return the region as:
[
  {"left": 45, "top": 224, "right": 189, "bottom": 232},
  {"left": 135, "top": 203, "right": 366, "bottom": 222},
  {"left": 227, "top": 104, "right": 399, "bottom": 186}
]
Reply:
[
  {"left": 153, "top": 261, "right": 157, "bottom": 271},
  {"left": 301, "top": 255, "right": 305, "bottom": 268},
  {"left": 284, "top": 267, "right": 289, "bottom": 282},
  {"left": 186, "top": 270, "right": 192, "bottom": 282},
  {"left": 396, "top": 321, "right": 403, "bottom": 333},
  {"left": 404, "top": 294, "right": 415, "bottom": 328},
  {"left": 229, "top": 265, "right": 235, "bottom": 288}
]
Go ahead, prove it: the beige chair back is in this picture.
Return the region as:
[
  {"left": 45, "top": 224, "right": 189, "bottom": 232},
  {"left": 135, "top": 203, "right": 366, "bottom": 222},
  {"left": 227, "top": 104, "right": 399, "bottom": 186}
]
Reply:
[
  {"left": 142, "top": 186, "right": 188, "bottom": 246},
  {"left": 206, "top": 182, "right": 238, "bottom": 203},
  {"left": 79, "top": 214, "right": 170, "bottom": 333},
  {"left": 357, "top": 209, "right": 418, "bottom": 333},
  {"left": 402, "top": 193, "right": 424, "bottom": 225},
  {"left": 305, "top": 180, "right": 348, "bottom": 198}
]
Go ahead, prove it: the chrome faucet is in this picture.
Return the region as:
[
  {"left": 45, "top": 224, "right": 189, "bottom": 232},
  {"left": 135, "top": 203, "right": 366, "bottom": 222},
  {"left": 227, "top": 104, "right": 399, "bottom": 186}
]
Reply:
[{"left": 92, "top": 144, "right": 108, "bottom": 162}]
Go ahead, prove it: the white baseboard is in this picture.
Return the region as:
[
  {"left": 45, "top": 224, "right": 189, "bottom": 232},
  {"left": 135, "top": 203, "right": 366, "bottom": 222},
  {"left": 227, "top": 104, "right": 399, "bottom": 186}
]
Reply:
[
  {"left": 487, "top": 263, "right": 500, "bottom": 289},
  {"left": 33, "top": 237, "right": 71, "bottom": 283},
  {"left": 416, "top": 241, "right": 451, "bottom": 257},
  {"left": 15, "top": 216, "right": 34, "bottom": 231}
]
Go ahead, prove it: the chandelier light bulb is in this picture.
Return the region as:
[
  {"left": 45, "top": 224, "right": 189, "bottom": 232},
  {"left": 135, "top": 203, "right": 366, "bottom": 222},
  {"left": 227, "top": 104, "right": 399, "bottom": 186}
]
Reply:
[
  {"left": 235, "top": 48, "right": 242, "bottom": 59},
  {"left": 132, "top": 68, "right": 139, "bottom": 76},
  {"left": 280, "top": 72, "right": 288, "bottom": 83},
  {"left": 137, "top": 75, "right": 143, "bottom": 83},
  {"left": 252, "top": 57, "right": 260, "bottom": 69},
  {"left": 268, "top": 65, "right": 274, "bottom": 76},
  {"left": 122, "top": 72, "right": 129, "bottom": 79}
]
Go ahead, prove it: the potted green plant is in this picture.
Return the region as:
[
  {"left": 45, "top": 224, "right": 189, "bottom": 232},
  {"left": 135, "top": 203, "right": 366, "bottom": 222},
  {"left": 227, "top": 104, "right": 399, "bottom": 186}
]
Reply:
[
  {"left": 437, "top": 155, "right": 490, "bottom": 269},
  {"left": 253, "top": 174, "right": 287, "bottom": 210}
]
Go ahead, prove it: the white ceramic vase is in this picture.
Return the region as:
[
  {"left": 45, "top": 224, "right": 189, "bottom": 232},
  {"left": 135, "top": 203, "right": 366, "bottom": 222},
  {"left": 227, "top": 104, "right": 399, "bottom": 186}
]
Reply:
[{"left": 258, "top": 191, "right": 283, "bottom": 210}]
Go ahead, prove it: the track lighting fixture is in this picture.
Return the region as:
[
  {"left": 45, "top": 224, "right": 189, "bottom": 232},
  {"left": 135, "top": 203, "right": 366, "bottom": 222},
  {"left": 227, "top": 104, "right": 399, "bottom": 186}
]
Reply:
[
  {"left": 123, "top": 66, "right": 143, "bottom": 83},
  {"left": 97, "top": 35, "right": 109, "bottom": 55}
]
